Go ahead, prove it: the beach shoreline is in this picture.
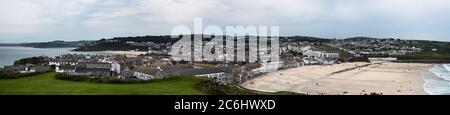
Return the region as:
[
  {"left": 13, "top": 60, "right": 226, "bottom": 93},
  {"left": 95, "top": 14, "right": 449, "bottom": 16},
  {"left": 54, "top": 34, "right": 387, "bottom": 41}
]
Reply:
[
  {"left": 418, "top": 65, "right": 432, "bottom": 95},
  {"left": 98, "top": 51, "right": 148, "bottom": 56},
  {"left": 422, "top": 64, "right": 450, "bottom": 95},
  {"left": 71, "top": 50, "right": 148, "bottom": 57},
  {"left": 242, "top": 62, "right": 432, "bottom": 95}
]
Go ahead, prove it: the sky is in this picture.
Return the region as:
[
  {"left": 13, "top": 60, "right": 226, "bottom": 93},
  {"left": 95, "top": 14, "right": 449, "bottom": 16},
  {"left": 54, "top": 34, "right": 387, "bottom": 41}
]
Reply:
[{"left": 1, "top": 0, "right": 450, "bottom": 43}]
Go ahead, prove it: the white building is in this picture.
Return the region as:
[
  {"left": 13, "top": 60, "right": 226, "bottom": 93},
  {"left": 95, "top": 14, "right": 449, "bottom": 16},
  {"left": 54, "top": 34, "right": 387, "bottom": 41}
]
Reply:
[
  {"left": 302, "top": 49, "right": 339, "bottom": 65},
  {"left": 368, "top": 57, "right": 398, "bottom": 62},
  {"left": 133, "top": 72, "right": 154, "bottom": 80},
  {"left": 49, "top": 61, "right": 78, "bottom": 66},
  {"left": 196, "top": 72, "right": 226, "bottom": 82},
  {"left": 110, "top": 62, "right": 121, "bottom": 74},
  {"left": 55, "top": 66, "right": 76, "bottom": 73}
]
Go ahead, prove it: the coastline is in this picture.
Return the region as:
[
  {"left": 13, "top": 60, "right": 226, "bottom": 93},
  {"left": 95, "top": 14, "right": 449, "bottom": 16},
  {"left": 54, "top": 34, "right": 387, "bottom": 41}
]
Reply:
[
  {"left": 0, "top": 46, "right": 148, "bottom": 67},
  {"left": 422, "top": 64, "right": 450, "bottom": 95},
  {"left": 418, "top": 65, "right": 432, "bottom": 95},
  {"left": 242, "top": 62, "right": 432, "bottom": 95},
  {"left": 94, "top": 51, "right": 148, "bottom": 57}
]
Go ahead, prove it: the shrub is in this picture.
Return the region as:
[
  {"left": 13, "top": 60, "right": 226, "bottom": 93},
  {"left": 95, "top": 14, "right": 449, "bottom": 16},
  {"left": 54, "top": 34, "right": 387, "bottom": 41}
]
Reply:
[
  {"left": 54, "top": 73, "right": 186, "bottom": 84},
  {"left": 0, "top": 70, "right": 48, "bottom": 79},
  {"left": 197, "top": 79, "right": 260, "bottom": 95},
  {"left": 55, "top": 73, "right": 90, "bottom": 81}
]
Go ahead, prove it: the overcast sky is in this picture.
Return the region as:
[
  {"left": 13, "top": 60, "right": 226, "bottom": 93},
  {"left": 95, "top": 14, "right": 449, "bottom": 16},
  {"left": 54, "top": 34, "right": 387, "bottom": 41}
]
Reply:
[{"left": 1, "top": 0, "right": 450, "bottom": 43}]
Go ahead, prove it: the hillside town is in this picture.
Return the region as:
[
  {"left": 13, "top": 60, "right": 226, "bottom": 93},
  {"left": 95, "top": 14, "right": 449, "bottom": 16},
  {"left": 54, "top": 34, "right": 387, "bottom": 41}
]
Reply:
[
  {"left": 3, "top": 36, "right": 447, "bottom": 85},
  {"left": 0, "top": 38, "right": 343, "bottom": 84},
  {"left": 327, "top": 38, "right": 423, "bottom": 57}
]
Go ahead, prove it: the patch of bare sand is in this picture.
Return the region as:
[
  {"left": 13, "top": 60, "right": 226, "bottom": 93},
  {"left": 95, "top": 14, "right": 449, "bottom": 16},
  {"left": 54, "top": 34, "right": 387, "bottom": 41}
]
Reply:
[{"left": 241, "top": 62, "right": 431, "bottom": 95}]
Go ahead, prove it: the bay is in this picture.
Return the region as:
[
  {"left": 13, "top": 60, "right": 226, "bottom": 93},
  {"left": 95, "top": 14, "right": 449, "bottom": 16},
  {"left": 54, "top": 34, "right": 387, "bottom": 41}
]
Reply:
[{"left": 0, "top": 46, "right": 114, "bottom": 67}]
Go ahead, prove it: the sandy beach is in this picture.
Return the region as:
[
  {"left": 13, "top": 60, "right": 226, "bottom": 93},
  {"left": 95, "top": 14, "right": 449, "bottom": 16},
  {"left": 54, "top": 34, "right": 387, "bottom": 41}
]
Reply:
[{"left": 241, "top": 62, "right": 432, "bottom": 95}]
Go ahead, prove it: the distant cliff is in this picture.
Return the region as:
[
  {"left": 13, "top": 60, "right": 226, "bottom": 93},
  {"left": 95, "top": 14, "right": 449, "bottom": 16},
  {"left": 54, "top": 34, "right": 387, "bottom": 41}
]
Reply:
[
  {"left": 0, "top": 41, "right": 89, "bottom": 48},
  {"left": 72, "top": 35, "right": 179, "bottom": 51},
  {"left": 73, "top": 35, "right": 333, "bottom": 51}
]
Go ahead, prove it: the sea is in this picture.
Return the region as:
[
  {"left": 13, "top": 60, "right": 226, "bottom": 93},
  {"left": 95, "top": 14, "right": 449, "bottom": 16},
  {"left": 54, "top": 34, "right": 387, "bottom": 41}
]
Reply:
[
  {"left": 423, "top": 64, "right": 450, "bottom": 95},
  {"left": 0, "top": 46, "right": 116, "bottom": 67}
]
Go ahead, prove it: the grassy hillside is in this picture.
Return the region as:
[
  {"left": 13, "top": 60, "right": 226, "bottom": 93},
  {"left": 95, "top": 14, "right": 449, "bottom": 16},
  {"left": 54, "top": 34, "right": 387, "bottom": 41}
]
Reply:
[
  {"left": 0, "top": 72, "right": 301, "bottom": 95},
  {"left": 398, "top": 41, "right": 450, "bottom": 60},
  {"left": 0, "top": 73, "right": 205, "bottom": 95}
]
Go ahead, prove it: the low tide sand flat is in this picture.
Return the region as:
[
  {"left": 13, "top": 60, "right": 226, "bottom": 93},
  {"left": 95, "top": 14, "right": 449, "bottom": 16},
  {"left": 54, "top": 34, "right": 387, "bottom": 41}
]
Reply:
[{"left": 242, "top": 62, "right": 432, "bottom": 95}]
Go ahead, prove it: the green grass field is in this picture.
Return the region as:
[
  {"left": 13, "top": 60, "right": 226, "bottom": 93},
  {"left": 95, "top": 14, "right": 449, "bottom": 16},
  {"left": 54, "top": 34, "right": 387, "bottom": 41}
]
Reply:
[{"left": 0, "top": 73, "right": 206, "bottom": 95}]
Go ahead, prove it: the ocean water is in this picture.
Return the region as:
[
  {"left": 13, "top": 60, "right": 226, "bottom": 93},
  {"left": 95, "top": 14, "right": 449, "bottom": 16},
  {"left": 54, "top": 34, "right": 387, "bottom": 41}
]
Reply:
[
  {"left": 423, "top": 64, "right": 450, "bottom": 95},
  {"left": 0, "top": 46, "right": 107, "bottom": 67}
]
